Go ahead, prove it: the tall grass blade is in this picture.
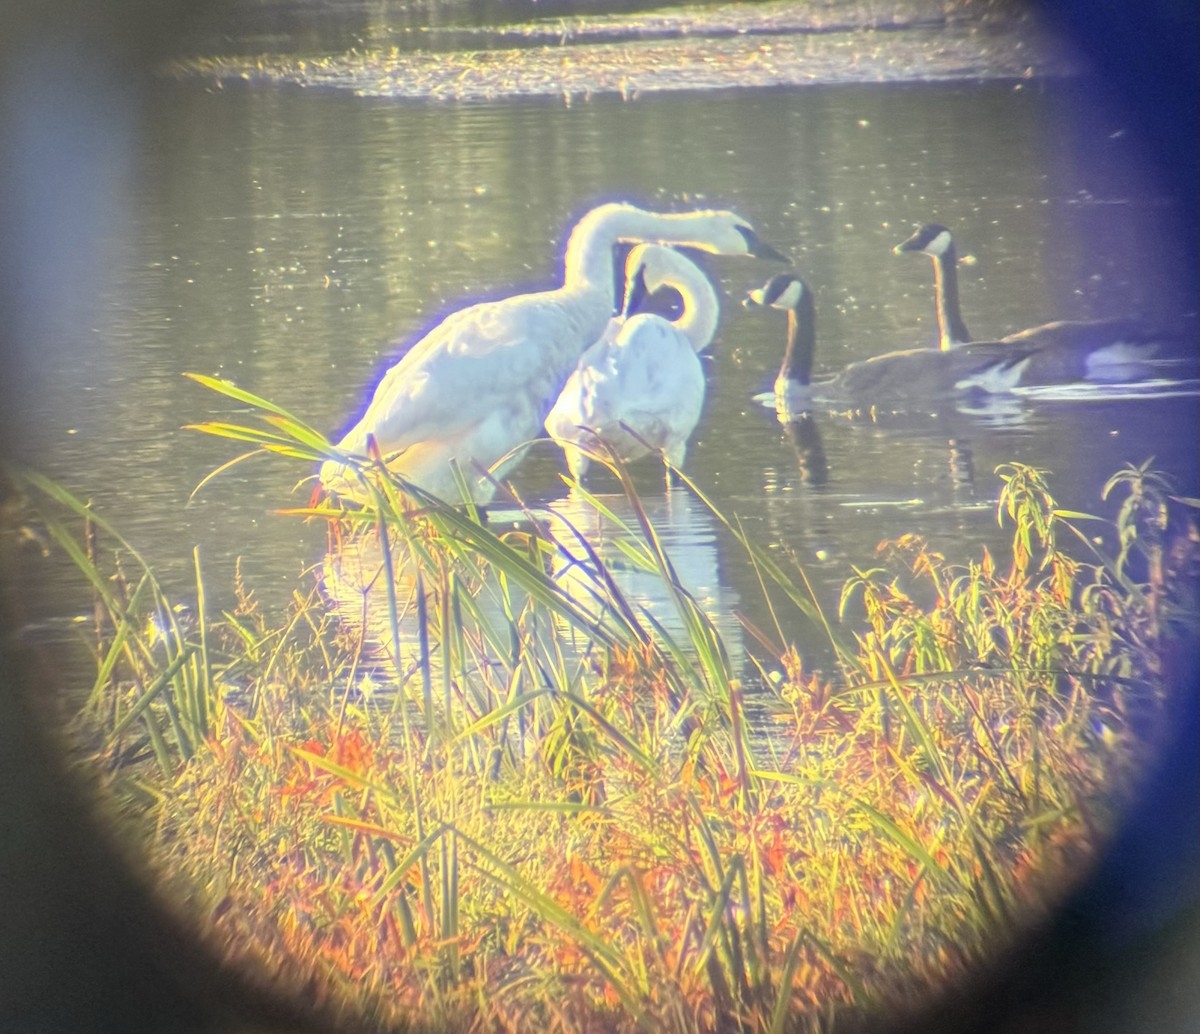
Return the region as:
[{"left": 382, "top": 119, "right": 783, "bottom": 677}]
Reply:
[
  {"left": 853, "top": 799, "right": 959, "bottom": 892},
  {"left": 672, "top": 467, "right": 857, "bottom": 662},
  {"left": 110, "top": 644, "right": 198, "bottom": 740},
  {"left": 450, "top": 828, "right": 648, "bottom": 1025},
  {"left": 768, "top": 929, "right": 806, "bottom": 1034}
]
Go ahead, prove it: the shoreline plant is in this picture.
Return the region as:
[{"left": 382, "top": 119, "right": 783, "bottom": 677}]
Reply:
[{"left": 5, "top": 377, "right": 1195, "bottom": 1033}]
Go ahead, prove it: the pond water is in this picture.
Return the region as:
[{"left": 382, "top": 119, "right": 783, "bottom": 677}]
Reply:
[{"left": 7, "top": 3, "right": 1197, "bottom": 686}]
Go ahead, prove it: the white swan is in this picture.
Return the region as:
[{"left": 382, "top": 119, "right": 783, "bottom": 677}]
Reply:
[
  {"left": 893, "top": 223, "right": 1182, "bottom": 382},
  {"left": 544, "top": 244, "right": 717, "bottom": 481},
  {"left": 319, "top": 202, "right": 784, "bottom": 504},
  {"left": 743, "top": 273, "right": 1034, "bottom": 415}
]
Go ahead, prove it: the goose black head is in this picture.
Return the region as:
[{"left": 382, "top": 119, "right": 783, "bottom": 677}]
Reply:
[
  {"left": 745, "top": 274, "right": 815, "bottom": 391},
  {"left": 893, "top": 223, "right": 954, "bottom": 257},
  {"left": 743, "top": 273, "right": 807, "bottom": 312}
]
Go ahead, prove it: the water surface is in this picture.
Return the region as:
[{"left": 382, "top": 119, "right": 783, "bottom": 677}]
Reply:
[{"left": 8, "top": 22, "right": 1196, "bottom": 681}]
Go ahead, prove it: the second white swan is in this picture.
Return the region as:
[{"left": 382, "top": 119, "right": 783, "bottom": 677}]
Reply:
[{"left": 545, "top": 244, "right": 718, "bottom": 480}]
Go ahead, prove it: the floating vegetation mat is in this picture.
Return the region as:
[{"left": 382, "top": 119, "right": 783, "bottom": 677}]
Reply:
[{"left": 167, "top": 0, "right": 1080, "bottom": 101}]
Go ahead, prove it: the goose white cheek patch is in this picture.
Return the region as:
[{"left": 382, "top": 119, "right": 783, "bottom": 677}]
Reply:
[{"left": 926, "top": 229, "right": 953, "bottom": 256}]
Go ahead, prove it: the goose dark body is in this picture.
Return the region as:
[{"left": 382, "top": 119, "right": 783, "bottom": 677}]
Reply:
[
  {"left": 744, "top": 273, "right": 1035, "bottom": 409},
  {"left": 894, "top": 222, "right": 1194, "bottom": 384}
]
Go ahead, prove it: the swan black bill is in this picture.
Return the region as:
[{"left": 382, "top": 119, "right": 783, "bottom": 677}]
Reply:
[
  {"left": 623, "top": 265, "right": 649, "bottom": 317},
  {"left": 735, "top": 225, "right": 790, "bottom": 264}
]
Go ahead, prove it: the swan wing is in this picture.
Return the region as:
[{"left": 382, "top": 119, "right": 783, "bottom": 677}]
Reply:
[
  {"left": 544, "top": 316, "right": 624, "bottom": 437},
  {"left": 590, "top": 316, "right": 704, "bottom": 408},
  {"left": 340, "top": 292, "right": 606, "bottom": 457}
]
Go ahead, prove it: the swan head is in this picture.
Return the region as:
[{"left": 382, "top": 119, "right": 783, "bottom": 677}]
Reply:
[
  {"left": 893, "top": 223, "right": 954, "bottom": 257},
  {"left": 569, "top": 202, "right": 789, "bottom": 266},
  {"left": 703, "top": 215, "right": 789, "bottom": 262},
  {"left": 742, "top": 272, "right": 808, "bottom": 313}
]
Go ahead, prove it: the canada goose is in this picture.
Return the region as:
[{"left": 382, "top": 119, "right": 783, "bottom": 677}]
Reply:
[
  {"left": 545, "top": 244, "right": 715, "bottom": 480},
  {"left": 319, "top": 202, "right": 785, "bottom": 504},
  {"left": 893, "top": 222, "right": 1181, "bottom": 382},
  {"left": 743, "top": 273, "right": 1034, "bottom": 414}
]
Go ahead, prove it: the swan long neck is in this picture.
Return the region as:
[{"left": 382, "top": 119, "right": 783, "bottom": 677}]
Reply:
[
  {"left": 670, "top": 268, "right": 720, "bottom": 353},
  {"left": 931, "top": 241, "right": 972, "bottom": 350},
  {"left": 563, "top": 204, "right": 740, "bottom": 295},
  {"left": 778, "top": 292, "right": 815, "bottom": 388}
]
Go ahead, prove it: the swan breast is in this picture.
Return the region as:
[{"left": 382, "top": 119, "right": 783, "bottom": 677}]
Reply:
[{"left": 546, "top": 314, "right": 705, "bottom": 459}]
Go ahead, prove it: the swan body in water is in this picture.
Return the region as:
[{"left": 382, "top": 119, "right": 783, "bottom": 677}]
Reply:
[
  {"left": 893, "top": 223, "right": 1186, "bottom": 382},
  {"left": 743, "top": 273, "right": 1034, "bottom": 416},
  {"left": 319, "top": 202, "right": 784, "bottom": 504},
  {"left": 545, "top": 244, "right": 717, "bottom": 480}
]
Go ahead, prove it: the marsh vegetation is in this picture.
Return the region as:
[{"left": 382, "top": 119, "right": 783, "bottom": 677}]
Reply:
[{"left": 9, "top": 377, "right": 1195, "bottom": 1032}]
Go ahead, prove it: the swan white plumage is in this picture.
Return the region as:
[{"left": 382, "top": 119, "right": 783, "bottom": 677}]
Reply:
[
  {"left": 544, "top": 244, "right": 718, "bottom": 481},
  {"left": 893, "top": 223, "right": 1185, "bottom": 382},
  {"left": 743, "top": 273, "right": 1035, "bottom": 416},
  {"left": 319, "top": 202, "right": 784, "bottom": 504}
]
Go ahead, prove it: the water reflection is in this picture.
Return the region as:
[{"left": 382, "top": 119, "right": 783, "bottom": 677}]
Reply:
[
  {"left": 780, "top": 411, "right": 829, "bottom": 487},
  {"left": 1012, "top": 377, "right": 1200, "bottom": 403},
  {"left": 319, "top": 526, "right": 421, "bottom": 678},
  {"left": 541, "top": 486, "right": 742, "bottom": 672},
  {"left": 318, "top": 484, "right": 741, "bottom": 682}
]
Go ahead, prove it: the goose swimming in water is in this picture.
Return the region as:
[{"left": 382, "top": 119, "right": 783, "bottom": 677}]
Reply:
[
  {"left": 545, "top": 244, "right": 716, "bottom": 481},
  {"left": 893, "top": 222, "right": 1184, "bottom": 383},
  {"left": 743, "top": 273, "right": 1034, "bottom": 415},
  {"left": 319, "top": 202, "right": 785, "bottom": 504}
]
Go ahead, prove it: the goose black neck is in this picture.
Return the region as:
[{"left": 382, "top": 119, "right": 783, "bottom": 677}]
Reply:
[
  {"left": 779, "top": 291, "right": 816, "bottom": 387},
  {"left": 932, "top": 241, "right": 972, "bottom": 349}
]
